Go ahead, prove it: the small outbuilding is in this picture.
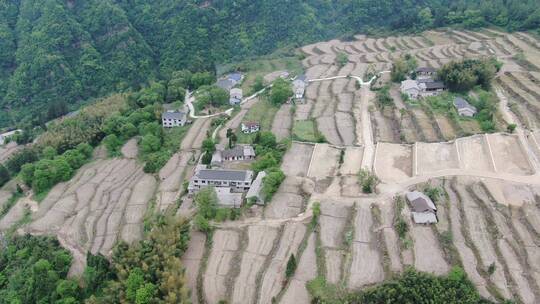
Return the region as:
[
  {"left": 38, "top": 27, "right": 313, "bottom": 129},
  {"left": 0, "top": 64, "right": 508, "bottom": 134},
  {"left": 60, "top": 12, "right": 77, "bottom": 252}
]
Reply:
[
  {"left": 241, "top": 122, "right": 260, "bottom": 134},
  {"left": 406, "top": 191, "right": 438, "bottom": 224},
  {"left": 212, "top": 145, "right": 256, "bottom": 165},
  {"left": 229, "top": 88, "right": 243, "bottom": 105},
  {"left": 416, "top": 67, "right": 437, "bottom": 79},
  {"left": 246, "top": 171, "right": 267, "bottom": 204},
  {"left": 453, "top": 97, "right": 477, "bottom": 117}
]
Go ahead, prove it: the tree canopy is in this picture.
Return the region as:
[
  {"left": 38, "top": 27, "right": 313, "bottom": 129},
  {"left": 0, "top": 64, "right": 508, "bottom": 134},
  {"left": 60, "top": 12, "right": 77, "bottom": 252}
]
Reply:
[{"left": 2, "top": 0, "right": 538, "bottom": 128}]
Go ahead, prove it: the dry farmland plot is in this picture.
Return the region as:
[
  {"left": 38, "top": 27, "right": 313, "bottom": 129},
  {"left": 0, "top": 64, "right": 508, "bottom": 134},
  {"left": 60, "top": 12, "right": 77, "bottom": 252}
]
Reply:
[
  {"left": 339, "top": 147, "right": 364, "bottom": 175},
  {"left": 416, "top": 142, "right": 459, "bottom": 174},
  {"left": 469, "top": 184, "right": 537, "bottom": 303},
  {"left": 348, "top": 203, "right": 385, "bottom": 288},
  {"left": 409, "top": 221, "right": 449, "bottom": 275},
  {"left": 264, "top": 176, "right": 306, "bottom": 219},
  {"left": 0, "top": 141, "right": 21, "bottom": 164},
  {"left": 203, "top": 229, "right": 241, "bottom": 304},
  {"left": 451, "top": 182, "right": 513, "bottom": 299},
  {"left": 257, "top": 222, "right": 307, "bottom": 304},
  {"left": 307, "top": 144, "right": 341, "bottom": 179},
  {"left": 374, "top": 143, "right": 412, "bottom": 183},
  {"left": 232, "top": 225, "right": 280, "bottom": 304},
  {"left": 319, "top": 201, "right": 353, "bottom": 283},
  {"left": 487, "top": 134, "right": 532, "bottom": 175},
  {"left": 26, "top": 158, "right": 156, "bottom": 264},
  {"left": 156, "top": 151, "right": 193, "bottom": 211},
  {"left": 378, "top": 201, "right": 403, "bottom": 273},
  {"left": 182, "top": 231, "right": 206, "bottom": 304},
  {"left": 444, "top": 182, "right": 491, "bottom": 298},
  {"left": 181, "top": 118, "right": 212, "bottom": 150},
  {"left": 457, "top": 135, "right": 495, "bottom": 172},
  {"left": 371, "top": 108, "right": 398, "bottom": 143},
  {"left": 280, "top": 233, "right": 317, "bottom": 304},
  {"left": 409, "top": 108, "right": 441, "bottom": 142},
  {"left": 272, "top": 104, "right": 293, "bottom": 141},
  {"left": 120, "top": 138, "right": 138, "bottom": 159},
  {"left": 281, "top": 142, "right": 314, "bottom": 177}
]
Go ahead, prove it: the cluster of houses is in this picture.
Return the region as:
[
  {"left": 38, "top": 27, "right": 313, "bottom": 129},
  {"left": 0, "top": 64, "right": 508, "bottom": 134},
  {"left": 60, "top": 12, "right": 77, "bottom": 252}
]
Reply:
[
  {"left": 400, "top": 67, "right": 477, "bottom": 117},
  {"left": 189, "top": 143, "right": 265, "bottom": 207},
  {"left": 400, "top": 67, "right": 446, "bottom": 99}
]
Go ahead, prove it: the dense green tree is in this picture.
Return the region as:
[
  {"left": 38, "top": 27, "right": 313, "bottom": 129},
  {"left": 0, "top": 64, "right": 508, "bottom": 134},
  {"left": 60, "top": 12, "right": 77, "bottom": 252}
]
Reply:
[
  {"left": 0, "top": 164, "right": 10, "bottom": 187},
  {"left": 438, "top": 59, "right": 498, "bottom": 92},
  {"left": 270, "top": 78, "right": 292, "bottom": 105}
]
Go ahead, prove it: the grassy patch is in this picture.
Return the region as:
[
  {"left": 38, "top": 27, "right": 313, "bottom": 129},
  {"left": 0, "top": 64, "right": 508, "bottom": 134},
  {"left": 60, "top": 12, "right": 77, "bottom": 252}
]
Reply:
[
  {"left": 0, "top": 192, "right": 22, "bottom": 218},
  {"left": 237, "top": 98, "right": 278, "bottom": 143},
  {"left": 292, "top": 120, "right": 317, "bottom": 142},
  {"left": 239, "top": 55, "right": 303, "bottom": 94},
  {"left": 33, "top": 188, "right": 51, "bottom": 203}
]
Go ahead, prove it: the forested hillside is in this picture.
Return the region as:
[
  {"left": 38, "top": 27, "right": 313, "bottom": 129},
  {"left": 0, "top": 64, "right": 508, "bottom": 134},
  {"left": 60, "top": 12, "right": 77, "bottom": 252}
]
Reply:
[{"left": 0, "top": 0, "right": 539, "bottom": 128}]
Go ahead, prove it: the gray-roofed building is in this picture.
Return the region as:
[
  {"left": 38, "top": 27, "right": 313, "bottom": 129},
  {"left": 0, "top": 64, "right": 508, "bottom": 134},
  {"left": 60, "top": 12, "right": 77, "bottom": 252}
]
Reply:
[
  {"left": 401, "top": 79, "right": 446, "bottom": 99},
  {"left": 228, "top": 72, "right": 243, "bottom": 83},
  {"left": 400, "top": 79, "right": 422, "bottom": 99},
  {"left": 189, "top": 169, "right": 254, "bottom": 193},
  {"left": 293, "top": 76, "right": 306, "bottom": 100},
  {"left": 406, "top": 191, "right": 437, "bottom": 224},
  {"left": 216, "top": 79, "right": 235, "bottom": 91},
  {"left": 453, "top": 97, "right": 477, "bottom": 117},
  {"left": 246, "top": 171, "right": 267, "bottom": 204},
  {"left": 212, "top": 145, "right": 256, "bottom": 165},
  {"left": 229, "top": 88, "right": 243, "bottom": 105},
  {"left": 162, "top": 111, "right": 187, "bottom": 128}
]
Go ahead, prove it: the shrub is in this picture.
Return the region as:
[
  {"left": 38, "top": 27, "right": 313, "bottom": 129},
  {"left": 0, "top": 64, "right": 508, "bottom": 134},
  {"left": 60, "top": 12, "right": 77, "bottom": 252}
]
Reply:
[
  {"left": 262, "top": 168, "right": 286, "bottom": 202},
  {"left": 506, "top": 123, "right": 517, "bottom": 133},
  {"left": 269, "top": 78, "right": 292, "bottom": 105},
  {"left": 285, "top": 254, "right": 297, "bottom": 278},
  {"left": 358, "top": 169, "right": 379, "bottom": 193}
]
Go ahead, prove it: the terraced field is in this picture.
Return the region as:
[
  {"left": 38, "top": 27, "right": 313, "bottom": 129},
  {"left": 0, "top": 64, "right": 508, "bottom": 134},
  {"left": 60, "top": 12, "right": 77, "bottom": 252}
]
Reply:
[
  {"left": 2, "top": 29, "right": 540, "bottom": 304},
  {"left": 296, "top": 29, "right": 540, "bottom": 145}
]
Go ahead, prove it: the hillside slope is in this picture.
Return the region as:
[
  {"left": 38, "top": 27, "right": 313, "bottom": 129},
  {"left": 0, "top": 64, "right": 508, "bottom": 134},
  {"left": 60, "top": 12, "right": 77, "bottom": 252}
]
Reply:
[{"left": 0, "top": 0, "right": 538, "bottom": 127}]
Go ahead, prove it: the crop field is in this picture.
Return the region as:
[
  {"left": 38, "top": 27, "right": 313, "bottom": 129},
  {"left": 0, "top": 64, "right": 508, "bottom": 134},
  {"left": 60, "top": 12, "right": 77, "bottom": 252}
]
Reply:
[
  {"left": 299, "top": 29, "right": 540, "bottom": 145},
  {"left": 0, "top": 141, "right": 21, "bottom": 164},
  {"left": 3, "top": 29, "right": 540, "bottom": 304}
]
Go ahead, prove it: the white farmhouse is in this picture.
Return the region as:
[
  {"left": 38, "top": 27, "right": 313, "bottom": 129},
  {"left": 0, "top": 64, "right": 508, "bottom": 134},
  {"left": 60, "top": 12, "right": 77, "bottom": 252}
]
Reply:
[
  {"left": 293, "top": 74, "right": 307, "bottom": 100},
  {"left": 229, "top": 88, "right": 243, "bottom": 105},
  {"left": 162, "top": 111, "right": 187, "bottom": 128},
  {"left": 241, "top": 122, "right": 260, "bottom": 134}
]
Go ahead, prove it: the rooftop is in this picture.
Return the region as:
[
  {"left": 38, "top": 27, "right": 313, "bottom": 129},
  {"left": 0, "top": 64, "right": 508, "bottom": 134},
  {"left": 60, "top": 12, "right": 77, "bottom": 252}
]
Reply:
[
  {"left": 162, "top": 111, "right": 185, "bottom": 120},
  {"left": 296, "top": 74, "right": 307, "bottom": 82},
  {"left": 228, "top": 72, "right": 243, "bottom": 82},
  {"left": 423, "top": 81, "right": 445, "bottom": 90},
  {"left": 243, "top": 121, "right": 260, "bottom": 127},
  {"left": 416, "top": 67, "right": 437, "bottom": 73},
  {"left": 196, "top": 169, "right": 253, "bottom": 181},
  {"left": 216, "top": 79, "right": 235, "bottom": 91},
  {"left": 406, "top": 191, "right": 437, "bottom": 213},
  {"left": 453, "top": 97, "right": 477, "bottom": 112},
  {"left": 221, "top": 145, "right": 255, "bottom": 158},
  {"left": 401, "top": 79, "right": 420, "bottom": 91}
]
